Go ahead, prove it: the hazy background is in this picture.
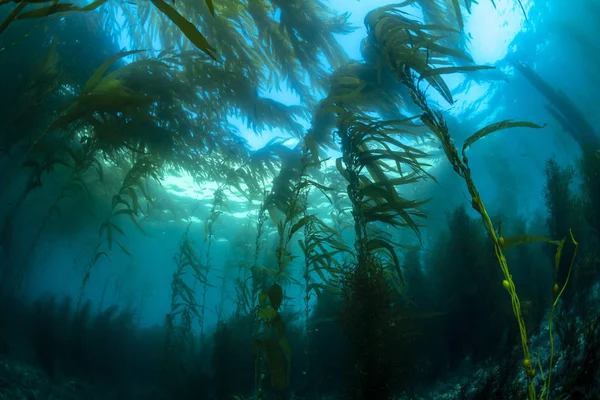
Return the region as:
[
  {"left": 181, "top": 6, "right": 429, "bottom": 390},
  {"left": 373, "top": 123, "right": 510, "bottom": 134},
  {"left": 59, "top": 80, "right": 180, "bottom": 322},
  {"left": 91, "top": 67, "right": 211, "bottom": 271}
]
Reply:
[{"left": 19, "top": 0, "right": 594, "bottom": 334}]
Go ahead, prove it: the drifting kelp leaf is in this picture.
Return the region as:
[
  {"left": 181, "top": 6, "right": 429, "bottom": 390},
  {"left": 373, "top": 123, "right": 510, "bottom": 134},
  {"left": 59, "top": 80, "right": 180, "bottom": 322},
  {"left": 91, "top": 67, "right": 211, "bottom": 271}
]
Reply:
[
  {"left": 451, "top": 0, "right": 464, "bottom": 30},
  {"left": 109, "top": 221, "right": 125, "bottom": 236},
  {"left": 100, "top": 221, "right": 113, "bottom": 250},
  {"left": 15, "top": 0, "right": 109, "bottom": 19},
  {"left": 253, "top": 265, "right": 298, "bottom": 284},
  {"left": 335, "top": 158, "right": 349, "bottom": 180},
  {"left": 367, "top": 238, "right": 403, "bottom": 285},
  {"left": 82, "top": 50, "right": 144, "bottom": 94},
  {"left": 124, "top": 187, "right": 140, "bottom": 215},
  {"left": 204, "top": 0, "right": 215, "bottom": 16},
  {"left": 290, "top": 215, "right": 311, "bottom": 236},
  {"left": 93, "top": 251, "right": 109, "bottom": 263},
  {"left": 423, "top": 74, "right": 454, "bottom": 104},
  {"left": 306, "top": 180, "right": 334, "bottom": 199},
  {"left": 258, "top": 292, "right": 268, "bottom": 306},
  {"left": 257, "top": 306, "right": 278, "bottom": 323},
  {"left": 462, "top": 120, "right": 546, "bottom": 155},
  {"left": 0, "top": 1, "right": 28, "bottom": 36},
  {"left": 268, "top": 283, "right": 283, "bottom": 311},
  {"left": 116, "top": 241, "right": 131, "bottom": 256},
  {"left": 419, "top": 65, "right": 495, "bottom": 79},
  {"left": 304, "top": 132, "right": 322, "bottom": 164},
  {"left": 150, "top": 0, "right": 217, "bottom": 60},
  {"left": 502, "top": 235, "right": 559, "bottom": 249},
  {"left": 112, "top": 209, "right": 149, "bottom": 237},
  {"left": 362, "top": 174, "right": 423, "bottom": 189}
]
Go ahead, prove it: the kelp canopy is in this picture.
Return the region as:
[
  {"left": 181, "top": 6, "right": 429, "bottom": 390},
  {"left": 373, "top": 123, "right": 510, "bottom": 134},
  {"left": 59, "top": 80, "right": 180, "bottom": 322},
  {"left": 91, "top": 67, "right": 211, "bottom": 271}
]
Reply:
[
  {"left": 0, "top": 0, "right": 497, "bottom": 266},
  {"left": 2, "top": 0, "right": 595, "bottom": 399}
]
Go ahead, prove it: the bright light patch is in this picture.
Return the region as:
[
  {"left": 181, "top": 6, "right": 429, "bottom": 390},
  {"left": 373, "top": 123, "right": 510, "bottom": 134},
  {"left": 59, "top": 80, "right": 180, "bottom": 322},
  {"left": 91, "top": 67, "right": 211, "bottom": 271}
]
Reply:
[
  {"left": 162, "top": 173, "right": 221, "bottom": 200},
  {"left": 466, "top": 0, "right": 530, "bottom": 65}
]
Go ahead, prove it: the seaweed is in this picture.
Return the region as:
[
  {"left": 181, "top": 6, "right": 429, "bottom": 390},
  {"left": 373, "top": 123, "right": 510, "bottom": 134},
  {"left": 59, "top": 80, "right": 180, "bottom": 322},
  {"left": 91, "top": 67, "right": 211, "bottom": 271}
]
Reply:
[
  {"left": 296, "top": 187, "right": 352, "bottom": 396},
  {"left": 579, "top": 147, "right": 600, "bottom": 239},
  {"left": 198, "top": 188, "right": 226, "bottom": 341},
  {"left": 162, "top": 222, "right": 210, "bottom": 397},
  {"left": 15, "top": 140, "right": 103, "bottom": 292},
  {"left": 77, "top": 157, "right": 158, "bottom": 309},
  {"left": 513, "top": 62, "right": 600, "bottom": 150},
  {"left": 429, "top": 206, "right": 515, "bottom": 370},
  {"left": 332, "top": 108, "right": 430, "bottom": 399},
  {"left": 351, "top": 4, "right": 579, "bottom": 398},
  {"left": 253, "top": 151, "right": 319, "bottom": 396}
]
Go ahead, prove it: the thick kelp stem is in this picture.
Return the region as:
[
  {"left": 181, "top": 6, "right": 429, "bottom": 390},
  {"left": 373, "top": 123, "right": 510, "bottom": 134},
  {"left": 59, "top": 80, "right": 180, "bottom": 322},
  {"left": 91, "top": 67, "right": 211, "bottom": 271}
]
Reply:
[{"left": 513, "top": 62, "right": 600, "bottom": 150}]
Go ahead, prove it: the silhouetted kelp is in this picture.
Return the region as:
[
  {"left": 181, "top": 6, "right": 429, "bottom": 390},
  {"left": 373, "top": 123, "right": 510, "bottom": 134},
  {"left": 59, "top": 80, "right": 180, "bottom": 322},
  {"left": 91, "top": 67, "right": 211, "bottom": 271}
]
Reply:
[{"left": 0, "top": 0, "right": 599, "bottom": 399}]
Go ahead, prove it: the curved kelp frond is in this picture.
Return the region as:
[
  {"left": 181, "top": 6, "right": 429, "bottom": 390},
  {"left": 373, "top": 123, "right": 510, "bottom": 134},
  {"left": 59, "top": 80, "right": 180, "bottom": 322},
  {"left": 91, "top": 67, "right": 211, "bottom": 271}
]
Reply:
[{"left": 335, "top": 112, "right": 432, "bottom": 244}]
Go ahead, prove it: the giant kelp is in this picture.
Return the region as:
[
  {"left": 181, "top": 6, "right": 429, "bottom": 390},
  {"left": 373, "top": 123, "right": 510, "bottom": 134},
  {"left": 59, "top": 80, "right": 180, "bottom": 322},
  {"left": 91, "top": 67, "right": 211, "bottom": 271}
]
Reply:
[
  {"left": 0, "top": 0, "right": 355, "bottom": 295},
  {"left": 513, "top": 61, "right": 600, "bottom": 150},
  {"left": 1, "top": 0, "right": 596, "bottom": 399},
  {"left": 429, "top": 205, "right": 515, "bottom": 370},
  {"left": 320, "top": 2, "right": 579, "bottom": 399}
]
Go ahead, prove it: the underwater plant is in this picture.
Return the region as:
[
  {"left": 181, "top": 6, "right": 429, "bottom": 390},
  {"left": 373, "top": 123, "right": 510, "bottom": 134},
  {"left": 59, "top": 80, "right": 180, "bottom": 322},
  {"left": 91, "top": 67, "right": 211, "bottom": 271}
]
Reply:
[
  {"left": 296, "top": 181, "right": 353, "bottom": 396},
  {"left": 579, "top": 148, "right": 600, "bottom": 242},
  {"left": 198, "top": 187, "right": 226, "bottom": 342},
  {"left": 253, "top": 151, "right": 318, "bottom": 397},
  {"left": 513, "top": 61, "right": 600, "bottom": 151},
  {"left": 162, "top": 223, "right": 209, "bottom": 397},
  {"left": 1, "top": 0, "right": 597, "bottom": 399},
  {"left": 429, "top": 205, "right": 515, "bottom": 370},
  {"left": 298, "top": 3, "right": 582, "bottom": 399},
  {"left": 14, "top": 139, "right": 105, "bottom": 293},
  {"left": 330, "top": 107, "right": 432, "bottom": 399},
  {"left": 542, "top": 159, "right": 583, "bottom": 305},
  {"left": 77, "top": 156, "right": 157, "bottom": 308}
]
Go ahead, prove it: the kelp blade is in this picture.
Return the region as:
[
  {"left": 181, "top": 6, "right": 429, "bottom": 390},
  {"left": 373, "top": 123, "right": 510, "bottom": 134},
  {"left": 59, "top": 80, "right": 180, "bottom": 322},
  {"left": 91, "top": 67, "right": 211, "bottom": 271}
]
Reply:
[{"left": 150, "top": 0, "right": 217, "bottom": 60}]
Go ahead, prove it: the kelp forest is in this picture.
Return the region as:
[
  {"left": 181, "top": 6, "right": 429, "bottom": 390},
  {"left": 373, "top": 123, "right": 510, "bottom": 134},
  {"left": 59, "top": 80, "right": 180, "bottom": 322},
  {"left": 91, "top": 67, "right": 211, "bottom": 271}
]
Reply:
[{"left": 0, "top": 0, "right": 598, "bottom": 399}]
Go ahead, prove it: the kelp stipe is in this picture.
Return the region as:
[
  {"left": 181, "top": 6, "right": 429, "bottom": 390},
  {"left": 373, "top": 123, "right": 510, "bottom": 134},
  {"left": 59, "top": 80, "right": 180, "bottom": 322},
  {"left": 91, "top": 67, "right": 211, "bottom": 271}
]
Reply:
[
  {"left": 538, "top": 230, "right": 578, "bottom": 400},
  {"left": 333, "top": 109, "right": 431, "bottom": 400},
  {"left": 347, "top": 4, "right": 581, "bottom": 397},
  {"left": 253, "top": 150, "right": 322, "bottom": 397},
  {"left": 398, "top": 52, "right": 578, "bottom": 400}
]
